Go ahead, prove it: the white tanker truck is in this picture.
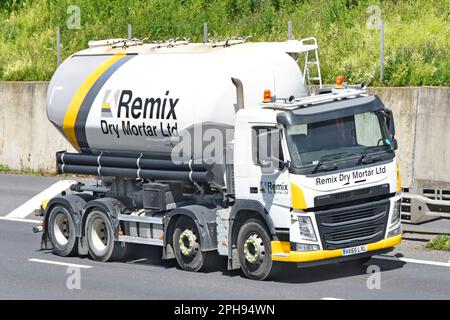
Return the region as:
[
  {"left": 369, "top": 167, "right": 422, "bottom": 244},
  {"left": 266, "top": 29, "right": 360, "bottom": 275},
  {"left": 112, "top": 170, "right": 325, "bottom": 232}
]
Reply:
[{"left": 38, "top": 37, "right": 402, "bottom": 280}]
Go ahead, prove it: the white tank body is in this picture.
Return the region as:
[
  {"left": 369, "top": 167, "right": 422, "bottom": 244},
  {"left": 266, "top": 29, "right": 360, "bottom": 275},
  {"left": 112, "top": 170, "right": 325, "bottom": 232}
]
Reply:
[{"left": 46, "top": 41, "right": 308, "bottom": 156}]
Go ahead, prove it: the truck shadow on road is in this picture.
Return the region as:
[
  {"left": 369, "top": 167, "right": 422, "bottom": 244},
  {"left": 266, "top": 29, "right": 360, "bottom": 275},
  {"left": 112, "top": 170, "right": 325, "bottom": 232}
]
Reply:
[
  {"left": 268, "top": 258, "right": 406, "bottom": 284},
  {"left": 117, "top": 245, "right": 406, "bottom": 283}
]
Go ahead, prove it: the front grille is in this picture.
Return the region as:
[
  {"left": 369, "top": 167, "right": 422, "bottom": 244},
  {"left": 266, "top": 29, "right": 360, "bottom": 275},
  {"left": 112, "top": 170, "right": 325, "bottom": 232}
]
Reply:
[
  {"left": 316, "top": 199, "right": 389, "bottom": 250},
  {"left": 314, "top": 184, "right": 390, "bottom": 208}
]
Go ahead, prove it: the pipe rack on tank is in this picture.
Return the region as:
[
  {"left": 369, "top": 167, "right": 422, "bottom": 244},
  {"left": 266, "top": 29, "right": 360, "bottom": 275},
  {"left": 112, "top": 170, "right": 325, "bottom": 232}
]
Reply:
[{"left": 56, "top": 151, "right": 213, "bottom": 184}]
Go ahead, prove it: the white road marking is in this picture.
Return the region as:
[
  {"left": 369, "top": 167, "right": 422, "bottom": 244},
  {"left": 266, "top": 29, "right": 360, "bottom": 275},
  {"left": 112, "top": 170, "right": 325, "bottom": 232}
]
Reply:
[
  {"left": 28, "top": 258, "right": 92, "bottom": 269},
  {"left": 321, "top": 297, "right": 344, "bottom": 300},
  {"left": 0, "top": 216, "right": 40, "bottom": 224},
  {"left": 126, "top": 258, "right": 148, "bottom": 264},
  {"left": 377, "top": 255, "right": 450, "bottom": 268},
  {"left": 6, "top": 180, "right": 77, "bottom": 219}
]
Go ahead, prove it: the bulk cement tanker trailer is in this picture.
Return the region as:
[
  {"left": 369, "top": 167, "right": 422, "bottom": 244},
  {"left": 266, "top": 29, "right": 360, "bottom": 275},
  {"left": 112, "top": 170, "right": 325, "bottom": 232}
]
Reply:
[{"left": 37, "top": 37, "right": 402, "bottom": 280}]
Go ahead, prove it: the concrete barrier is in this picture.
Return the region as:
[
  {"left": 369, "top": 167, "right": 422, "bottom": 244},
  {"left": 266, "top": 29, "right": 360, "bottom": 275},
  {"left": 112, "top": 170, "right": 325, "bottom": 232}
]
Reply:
[
  {"left": 0, "top": 82, "right": 74, "bottom": 171},
  {"left": 369, "top": 87, "right": 450, "bottom": 191},
  {"left": 0, "top": 82, "right": 449, "bottom": 191}
]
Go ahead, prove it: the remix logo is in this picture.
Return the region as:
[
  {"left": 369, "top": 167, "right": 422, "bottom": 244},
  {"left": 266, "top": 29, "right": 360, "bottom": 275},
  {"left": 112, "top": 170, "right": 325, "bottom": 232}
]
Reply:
[
  {"left": 99, "top": 89, "right": 179, "bottom": 139},
  {"left": 100, "top": 89, "right": 120, "bottom": 118},
  {"left": 260, "top": 181, "right": 288, "bottom": 194}
]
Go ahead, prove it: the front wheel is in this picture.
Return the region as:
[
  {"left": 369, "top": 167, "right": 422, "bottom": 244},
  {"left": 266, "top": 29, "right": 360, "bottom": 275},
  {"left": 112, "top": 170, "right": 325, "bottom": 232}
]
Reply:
[
  {"left": 237, "top": 219, "right": 279, "bottom": 280},
  {"left": 173, "top": 217, "right": 208, "bottom": 272}
]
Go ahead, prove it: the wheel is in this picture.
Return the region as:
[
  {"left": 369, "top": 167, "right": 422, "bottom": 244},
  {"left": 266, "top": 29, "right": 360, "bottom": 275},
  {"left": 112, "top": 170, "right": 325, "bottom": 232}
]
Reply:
[
  {"left": 237, "top": 219, "right": 279, "bottom": 280},
  {"left": 173, "top": 217, "right": 208, "bottom": 272},
  {"left": 47, "top": 205, "right": 78, "bottom": 257},
  {"left": 85, "top": 209, "right": 127, "bottom": 262}
]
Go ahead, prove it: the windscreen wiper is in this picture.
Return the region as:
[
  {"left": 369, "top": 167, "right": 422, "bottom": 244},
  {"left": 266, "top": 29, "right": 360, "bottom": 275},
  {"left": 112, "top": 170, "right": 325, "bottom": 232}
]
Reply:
[
  {"left": 312, "top": 152, "right": 350, "bottom": 174},
  {"left": 358, "top": 149, "right": 369, "bottom": 165},
  {"left": 358, "top": 148, "right": 383, "bottom": 165}
]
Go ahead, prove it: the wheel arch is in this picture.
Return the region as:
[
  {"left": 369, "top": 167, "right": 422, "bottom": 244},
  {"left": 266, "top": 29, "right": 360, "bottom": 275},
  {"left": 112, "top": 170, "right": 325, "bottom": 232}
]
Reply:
[
  {"left": 44, "top": 193, "right": 94, "bottom": 238},
  {"left": 81, "top": 197, "right": 126, "bottom": 238},
  {"left": 228, "top": 199, "right": 277, "bottom": 270},
  {"left": 163, "top": 205, "right": 217, "bottom": 260}
]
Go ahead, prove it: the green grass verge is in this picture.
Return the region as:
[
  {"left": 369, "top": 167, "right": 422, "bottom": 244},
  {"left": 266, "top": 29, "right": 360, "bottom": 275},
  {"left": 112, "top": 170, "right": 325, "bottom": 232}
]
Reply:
[
  {"left": 0, "top": 165, "right": 58, "bottom": 176},
  {"left": 0, "top": 0, "right": 449, "bottom": 86},
  {"left": 0, "top": 166, "right": 92, "bottom": 178},
  {"left": 426, "top": 235, "right": 450, "bottom": 251}
]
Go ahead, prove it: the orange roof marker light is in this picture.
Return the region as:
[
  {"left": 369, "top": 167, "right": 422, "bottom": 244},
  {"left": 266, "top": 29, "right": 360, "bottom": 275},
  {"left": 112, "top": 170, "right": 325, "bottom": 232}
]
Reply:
[
  {"left": 335, "top": 75, "right": 345, "bottom": 89},
  {"left": 263, "top": 89, "right": 272, "bottom": 103}
]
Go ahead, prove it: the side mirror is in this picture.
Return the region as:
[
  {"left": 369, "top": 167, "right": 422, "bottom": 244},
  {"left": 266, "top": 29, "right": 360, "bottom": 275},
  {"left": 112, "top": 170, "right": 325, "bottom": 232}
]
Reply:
[
  {"left": 385, "top": 109, "right": 396, "bottom": 139},
  {"left": 260, "top": 159, "right": 272, "bottom": 168},
  {"left": 261, "top": 157, "right": 289, "bottom": 170},
  {"left": 279, "top": 159, "right": 291, "bottom": 170},
  {"left": 391, "top": 138, "right": 398, "bottom": 151}
]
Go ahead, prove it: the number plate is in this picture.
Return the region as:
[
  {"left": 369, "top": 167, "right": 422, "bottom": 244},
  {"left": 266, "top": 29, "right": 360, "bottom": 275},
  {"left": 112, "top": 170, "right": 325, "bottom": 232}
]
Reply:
[{"left": 342, "top": 245, "right": 367, "bottom": 256}]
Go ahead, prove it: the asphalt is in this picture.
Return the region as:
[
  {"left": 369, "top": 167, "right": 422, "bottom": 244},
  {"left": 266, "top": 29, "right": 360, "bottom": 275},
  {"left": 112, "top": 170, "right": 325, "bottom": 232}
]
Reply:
[{"left": 0, "top": 173, "right": 449, "bottom": 300}]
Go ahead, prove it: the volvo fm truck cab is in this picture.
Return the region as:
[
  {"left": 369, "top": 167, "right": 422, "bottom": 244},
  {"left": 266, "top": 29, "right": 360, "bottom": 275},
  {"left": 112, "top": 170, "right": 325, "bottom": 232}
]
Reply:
[
  {"left": 233, "top": 90, "right": 402, "bottom": 277},
  {"left": 38, "top": 37, "right": 402, "bottom": 280}
]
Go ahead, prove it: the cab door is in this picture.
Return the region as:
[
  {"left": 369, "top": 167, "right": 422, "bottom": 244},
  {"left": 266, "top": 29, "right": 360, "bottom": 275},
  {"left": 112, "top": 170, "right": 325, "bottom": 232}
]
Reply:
[{"left": 244, "top": 125, "right": 291, "bottom": 229}]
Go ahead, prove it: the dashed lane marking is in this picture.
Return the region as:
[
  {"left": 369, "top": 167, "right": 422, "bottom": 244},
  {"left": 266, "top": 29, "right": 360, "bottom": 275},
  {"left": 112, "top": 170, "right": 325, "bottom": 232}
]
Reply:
[
  {"left": 0, "top": 216, "right": 40, "bottom": 224},
  {"left": 28, "top": 258, "right": 92, "bottom": 269},
  {"left": 377, "top": 255, "right": 450, "bottom": 268}
]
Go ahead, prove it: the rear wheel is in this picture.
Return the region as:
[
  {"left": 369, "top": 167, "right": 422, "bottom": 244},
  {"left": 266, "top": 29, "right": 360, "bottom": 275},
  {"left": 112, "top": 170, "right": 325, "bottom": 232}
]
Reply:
[
  {"left": 237, "top": 219, "right": 279, "bottom": 280},
  {"left": 47, "top": 205, "right": 78, "bottom": 257},
  {"left": 85, "top": 210, "right": 127, "bottom": 262},
  {"left": 173, "top": 217, "right": 208, "bottom": 272}
]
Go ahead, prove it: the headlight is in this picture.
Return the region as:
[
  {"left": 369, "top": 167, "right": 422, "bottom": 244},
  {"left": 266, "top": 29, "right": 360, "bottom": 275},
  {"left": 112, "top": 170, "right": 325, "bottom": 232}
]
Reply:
[
  {"left": 391, "top": 199, "right": 401, "bottom": 226},
  {"left": 387, "top": 225, "right": 402, "bottom": 238},
  {"left": 298, "top": 216, "right": 317, "bottom": 241}
]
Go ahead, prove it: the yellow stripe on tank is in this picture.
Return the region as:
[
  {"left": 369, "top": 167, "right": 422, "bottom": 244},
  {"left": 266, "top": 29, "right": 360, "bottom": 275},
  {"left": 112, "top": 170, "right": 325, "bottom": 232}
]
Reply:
[{"left": 63, "top": 53, "right": 126, "bottom": 150}]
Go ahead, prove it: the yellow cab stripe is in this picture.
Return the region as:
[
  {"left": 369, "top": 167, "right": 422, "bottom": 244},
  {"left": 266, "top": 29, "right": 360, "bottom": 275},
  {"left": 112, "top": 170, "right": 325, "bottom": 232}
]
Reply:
[
  {"left": 63, "top": 54, "right": 126, "bottom": 149},
  {"left": 397, "top": 163, "right": 402, "bottom": 193},
  {"left": 271, "top": 235, "right": 402, "bottom": 262},
  {"left": 291, "top": 183, "right": 307, "bottom": 210}
]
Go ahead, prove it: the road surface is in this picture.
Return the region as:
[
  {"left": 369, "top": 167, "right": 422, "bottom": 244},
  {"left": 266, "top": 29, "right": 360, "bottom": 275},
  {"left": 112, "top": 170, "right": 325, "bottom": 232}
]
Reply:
[{"left": 0, "top": 173, "right": 449, "bottom": 299}]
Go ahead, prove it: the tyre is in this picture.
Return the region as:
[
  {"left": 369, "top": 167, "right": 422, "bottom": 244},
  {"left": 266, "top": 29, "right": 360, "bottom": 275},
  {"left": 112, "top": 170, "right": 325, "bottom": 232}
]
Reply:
[
  {"left": 237, "top": 219, "right": 279, "bottom": 281},
  {"left": 47, "top": 204, "right": 78, "bottom": 257},
  {"left": 85, "top": 209, "right": 127, "bottom": 262},
  {"left": 173, "top": 217, "right": 208, "bottom": 272}
]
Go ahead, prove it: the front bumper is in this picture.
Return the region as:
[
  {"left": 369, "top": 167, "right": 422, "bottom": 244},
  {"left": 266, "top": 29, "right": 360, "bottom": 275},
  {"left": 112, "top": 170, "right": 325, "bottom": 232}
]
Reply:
[{"left": 271, "top": 234, "right": 401, "bottom": 263}]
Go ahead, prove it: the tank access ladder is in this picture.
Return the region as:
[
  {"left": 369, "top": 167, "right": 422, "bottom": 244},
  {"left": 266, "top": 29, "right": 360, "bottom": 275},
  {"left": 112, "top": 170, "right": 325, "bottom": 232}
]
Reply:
[{"left": 298, "top": 37, "right": 322, "bottom": 90}]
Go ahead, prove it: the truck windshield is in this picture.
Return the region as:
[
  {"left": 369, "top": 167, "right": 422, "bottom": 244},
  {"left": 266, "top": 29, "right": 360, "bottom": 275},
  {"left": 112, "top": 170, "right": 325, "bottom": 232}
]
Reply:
[{"left": 286, "top": 111, "right": 392, "bottom": 170}]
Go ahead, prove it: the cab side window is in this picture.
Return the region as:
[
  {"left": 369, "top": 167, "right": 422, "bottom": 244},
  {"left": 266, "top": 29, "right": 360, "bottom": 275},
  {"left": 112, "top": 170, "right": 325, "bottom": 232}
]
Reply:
[{"left": 252, "top": 127, "right": 284, "bottom": 169}]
